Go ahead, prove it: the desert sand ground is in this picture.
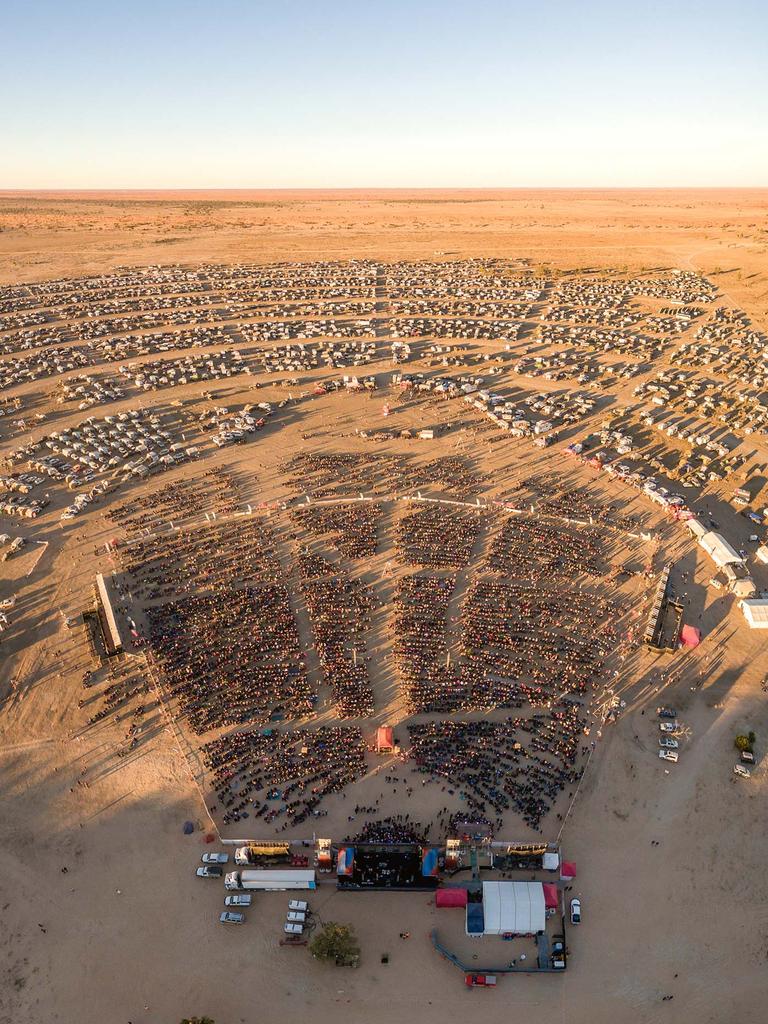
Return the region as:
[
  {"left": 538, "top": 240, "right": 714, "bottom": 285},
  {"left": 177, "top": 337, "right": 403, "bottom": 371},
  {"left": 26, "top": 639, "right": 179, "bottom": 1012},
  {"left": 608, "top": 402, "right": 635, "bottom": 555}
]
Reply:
[
  {"left": 1, "top": 188, "right": 768, "bottom": 318},
  {"left": 1, "top": 191, "right": 767, "bottom": 1024}
]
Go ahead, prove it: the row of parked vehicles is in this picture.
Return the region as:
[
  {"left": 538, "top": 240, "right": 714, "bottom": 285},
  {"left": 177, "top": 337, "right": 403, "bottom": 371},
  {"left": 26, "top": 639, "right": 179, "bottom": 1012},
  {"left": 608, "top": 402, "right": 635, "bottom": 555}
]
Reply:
[
  {"left": 655, "top": 706, "right": 756, "bottom": 778},
  {"left": 656, "top": 706, "right": 681, "bottom": 763},
  {"left": 196, "top": 851, "right": 229, "bottom": 878},
  {"left": 195, "top": 852, "right": 315, "bottom": 928}
]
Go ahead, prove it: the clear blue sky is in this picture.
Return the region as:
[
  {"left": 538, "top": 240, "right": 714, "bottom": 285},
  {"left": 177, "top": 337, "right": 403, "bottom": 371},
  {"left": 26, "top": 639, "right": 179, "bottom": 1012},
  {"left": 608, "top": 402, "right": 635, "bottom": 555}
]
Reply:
[{"left": 2, "top": 0, "right": 766, "bottom": 187}]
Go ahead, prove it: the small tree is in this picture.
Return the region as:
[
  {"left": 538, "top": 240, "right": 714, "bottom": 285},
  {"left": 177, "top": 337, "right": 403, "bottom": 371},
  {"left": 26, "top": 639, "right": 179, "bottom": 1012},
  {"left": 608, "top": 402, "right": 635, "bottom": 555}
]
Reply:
[
  {"left": 310, "top": 921, "right": 360, "bottom": 967},
  {"left": 735, "top": 735, "right": 751, "bottom": 752}
]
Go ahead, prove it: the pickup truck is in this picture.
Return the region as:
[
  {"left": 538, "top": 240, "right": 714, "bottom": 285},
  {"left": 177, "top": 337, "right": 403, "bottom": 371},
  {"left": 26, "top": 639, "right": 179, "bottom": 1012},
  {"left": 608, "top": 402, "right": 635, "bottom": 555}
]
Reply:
[
  {"left": 220, "top": 911, "right": 245, "bottom": 924},
  {"left": 196, "top": 865, "right": 223, "bottom": 879},
  {"left": 225, "top": 894, "right": 252, "bottom": 907},
  {"left": 201, "top": 852, "right": 229, "bottom": 865}
]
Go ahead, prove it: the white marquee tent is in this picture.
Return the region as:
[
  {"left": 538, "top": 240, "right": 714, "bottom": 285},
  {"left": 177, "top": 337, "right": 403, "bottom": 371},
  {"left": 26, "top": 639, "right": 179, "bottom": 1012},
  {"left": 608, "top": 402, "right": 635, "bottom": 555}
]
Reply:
[
  {"left": 482, "top": 881, "right": 546, "bottom": 935},
  {"left": 740, "top": 599, "right": 768, "bottom": 629},
  {"left": 699, "top": 531, "right": 744, "bottom": 569}
]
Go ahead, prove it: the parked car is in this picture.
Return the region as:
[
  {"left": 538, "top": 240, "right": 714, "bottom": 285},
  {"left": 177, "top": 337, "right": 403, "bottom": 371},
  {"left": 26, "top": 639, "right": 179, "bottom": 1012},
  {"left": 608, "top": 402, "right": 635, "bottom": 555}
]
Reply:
[
  {"left": 659, "top": 722, "right": 679, "bottom": 733},
  {"left": 657, "top": 707, "right": 677, "bottom": 718},
  {"left": 196, "top": 865, "right": 223, "bottom": 878},
  {"left": 659, "top": 749, "right": 679, "bottom": 763},
  {"left": 220, "top": 911, "right": 245, "bottom": 924},
  {"left": 201, "top": 852, "right": 229, "bottom": 865},
  {"left": 659, "top": 737, "right": 679, "bottom": 750},
  {"left": 225, "top": 894, "right": 252, "bottom": 907},
  {"left": 733, "top": 765, "right": 751, "bottom": 779},
  {"left": 740, "top": 751, "right": 755, "bottom": 765},
  {"left": 569, "top": 898, "right": 581, "bottom": 925},
  {"left": 284, "top": 922, "right": 304, "bottom": 935},
  {"left": 551, "top": 937, "right": 566, "bottom": 969},
  {"left": 288, "top": 899, "right": 308, "bottom": 913}
]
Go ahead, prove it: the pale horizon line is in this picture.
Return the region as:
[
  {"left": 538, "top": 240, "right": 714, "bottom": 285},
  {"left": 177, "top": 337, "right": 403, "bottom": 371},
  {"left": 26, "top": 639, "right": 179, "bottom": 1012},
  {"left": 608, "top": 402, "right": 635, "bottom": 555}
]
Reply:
[{"left": 1, "top": 184, "right": 767, "bottom": 195}]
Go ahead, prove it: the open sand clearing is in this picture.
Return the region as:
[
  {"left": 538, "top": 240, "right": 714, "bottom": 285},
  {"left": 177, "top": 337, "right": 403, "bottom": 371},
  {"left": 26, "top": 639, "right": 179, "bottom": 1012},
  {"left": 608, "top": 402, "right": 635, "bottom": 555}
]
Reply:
[{"left": 1, "top": 193, "right": 767, "bottom": 1024}]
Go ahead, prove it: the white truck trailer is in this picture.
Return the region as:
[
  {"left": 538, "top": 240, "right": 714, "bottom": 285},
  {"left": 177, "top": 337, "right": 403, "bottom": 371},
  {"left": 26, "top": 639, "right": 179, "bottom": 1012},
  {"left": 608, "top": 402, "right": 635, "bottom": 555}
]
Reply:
[{"left": 224, "top": 869, "right": 316, "bottom": 891}]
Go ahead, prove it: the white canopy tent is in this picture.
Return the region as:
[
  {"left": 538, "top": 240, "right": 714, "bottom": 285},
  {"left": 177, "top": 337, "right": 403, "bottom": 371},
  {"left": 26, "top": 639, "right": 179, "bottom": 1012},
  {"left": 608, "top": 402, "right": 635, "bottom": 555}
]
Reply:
[
  {"left": 482, "top": 881, "right": 546, "bottom": 935},
  {"left": 740, "top": 599, "right": 768, "bottom": 629},
  {"left": 699, "top": 531, "right": 744, "bottom": 569},
  {"left": 686, "top": 518, "right": 708, "bottom": 540}
]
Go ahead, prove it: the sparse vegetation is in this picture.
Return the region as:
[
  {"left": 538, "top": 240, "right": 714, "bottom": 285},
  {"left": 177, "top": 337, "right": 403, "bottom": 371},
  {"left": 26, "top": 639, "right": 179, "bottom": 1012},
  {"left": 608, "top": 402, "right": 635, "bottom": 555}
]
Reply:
[{"left": 310, "top": 922, "right": 361, "bottom": 967}]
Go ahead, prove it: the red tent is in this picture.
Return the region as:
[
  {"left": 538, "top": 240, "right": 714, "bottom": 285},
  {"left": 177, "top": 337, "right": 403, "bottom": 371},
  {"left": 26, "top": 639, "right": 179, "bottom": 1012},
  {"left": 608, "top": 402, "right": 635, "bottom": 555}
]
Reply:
[
  {"left": 542, "top": 883, "right": 560, "bottom": 910},
  {"left": 561, "top": 861, "right": 577, "bottom": 880},
  {"left": 436, "top": 888, "right": 468, "bottom": 908},
  {"left": 680, "top": 625, "right": 701, "bottom": 648},
  {"left": 376, "top": 726, "right": 394, "bottom": 753}
]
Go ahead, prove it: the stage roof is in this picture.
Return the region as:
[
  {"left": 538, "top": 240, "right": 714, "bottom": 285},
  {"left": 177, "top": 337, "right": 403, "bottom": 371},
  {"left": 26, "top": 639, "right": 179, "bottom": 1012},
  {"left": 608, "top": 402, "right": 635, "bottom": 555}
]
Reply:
[{"left": 95, "top": 572, "right": 123, "bottom": 653}]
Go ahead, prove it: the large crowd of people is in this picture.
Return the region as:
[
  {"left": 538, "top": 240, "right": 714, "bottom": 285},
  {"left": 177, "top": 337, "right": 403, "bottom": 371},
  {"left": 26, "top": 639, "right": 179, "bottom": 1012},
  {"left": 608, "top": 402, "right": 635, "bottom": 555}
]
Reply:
[
  {"left": 296, "top": 551, "right": 375, "bottom": 717},
  {"left": 408, "top": 714, "right": 587, "bottom": 832},
  {"left": 104, "top": 467, "right": 631, "bottom": 836},
  {"left": 535, "top": 484, "right": 640, "bottom": 532},
  {"left": 120, "top": 517, "right": 282, "bottom": 601},
  {"left": 397, "top": 504, "right": 483, "bottom": 568},
  {"left": 392, "top": 573, "right": 459, "bottom": 713},
  {"left": 128, "top": 511, "right": 313, "bottom": 733},
  {"left": 347, "top": 815, "right": 430, "bottom": 845},
  {"left": 488, "top": 516, "right": 606, "bottom": 578},
  {"left": 290, "top": 502, "right": 381, "bottom": 559},
  {"left": 110, "top": 467, "right": 241, "bottom": 534},
  {"left": 201, "top": 726, "right": 367, "bottom": 827},
  {"left": 460, "top": 579, "right": 619, "bottom": 708},
  {"left": 281, "top": 451, "right": 485, "bottom": 500},
  {"left": 22, "top": 245, "right": 662, "bottom": 838},
  {"left": 146, "top": 583, "right": 313, "bottom": 733}
]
